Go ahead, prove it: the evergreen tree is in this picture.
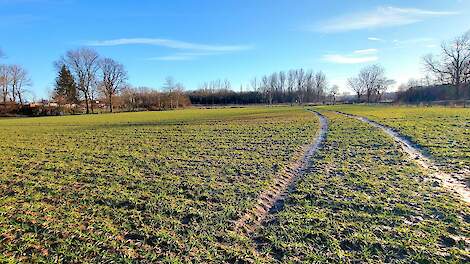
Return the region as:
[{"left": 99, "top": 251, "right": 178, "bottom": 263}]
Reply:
[{"left": 54, "top": 65, "right": 78, "bottom": 104}]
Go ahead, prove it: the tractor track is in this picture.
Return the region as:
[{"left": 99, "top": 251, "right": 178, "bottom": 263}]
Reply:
[
  {"left": 234, "top": 111, "right": 328, "bottom": 234},
  {"left": 337, "top": 111, "right": 470, "bottom": 204}
]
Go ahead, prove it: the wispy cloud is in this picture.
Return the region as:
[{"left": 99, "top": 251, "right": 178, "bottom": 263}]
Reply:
[
  {"left": 353, "top": 48, "right": 378, "bottom": 55},
  {"left": 392, "top": 37, "right": 434, "bottom": 45},
  {"left": 86, "top": 38, "right": 253, "bottom": 52},
  {"left": 149, "top": 55, "right": 194, "bottom": 61},
  {"left": 315, "top": 6, "right": 458, "bottom": 33},
  {"left": 368, "top": 37, "right": 384, "bottom": 42},
  {"left": 147, "top": 52, "right": 223, "bottom": 61},
  {"left": 323, "top": 54, "right": 378, "bottom": 64}
]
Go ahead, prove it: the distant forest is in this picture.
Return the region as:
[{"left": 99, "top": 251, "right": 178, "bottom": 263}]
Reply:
[{"left": 396, "top": 84, "right": 470, "bottom": 103}]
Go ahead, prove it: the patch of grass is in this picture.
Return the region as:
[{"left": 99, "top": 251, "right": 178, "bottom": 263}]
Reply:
[
  {"left": 0, "top": 107, "right": 318, "bottom": 262},
  {"left": 319, "top": 105, "right": 470, "bottom": 176},
  {"left": 257, "top": 111, "right": 470, "bottom": 263}
]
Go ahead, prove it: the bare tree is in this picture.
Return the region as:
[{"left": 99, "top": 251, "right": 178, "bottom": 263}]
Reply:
[
  {"left": 423, "top": 32, "right": 470, "bottom": 97},
  {"left": 348, "top": 77, "right": 363, "bottom": 101},
  {"left": 261, "top": 75, "right": 272, "bottom": 105},
  {"left": 348, "top": 64, "right": 392, "bottom": 103},
  {"left": 304, "top": 70, "right": 314, "bottom": 102},
  {"left": 173, "top": 82, "right": 185, "bottom": 108},
  {"left": 100, "top": 58, "right": 127, "bottom": 112},
  {"left": 314, "top": 71, "right": 327, "bottom": 102},
  {"left": 287, "top": 70, "right": 296, "bottom": 104},
  {"left": 162, "top": 76, "right": 176, "bottom": 108},
  {"left": 278, "top": 71, "right": 286, "bottom": 100},
  {"left": 295, "top": 69, "right": 305, "bottom": 104},
  {"left": 9, "top": 65, "right": 32, "bottom": 104},
  {"left": 250, "top": 77, "right": 259, "bottom": 91},
  {"left": 58, "top": 48, "right": 100, "bottom": 114},
  {"left": 0, "top": 65, "right": 10, "bottom": 103},
  {"left": 328, "top": 85, "right": 339, "bottom": 104},
  {"left": 376, "top": 78, "right": 395, "bottom": 102}
]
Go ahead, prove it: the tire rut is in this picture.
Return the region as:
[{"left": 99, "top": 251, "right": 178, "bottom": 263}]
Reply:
[
  {"left": 337, "top": 111, "right": 470, "bottom": 204},
  {"left": 234, "top": 111, "right": 328, "bottom": 234}
]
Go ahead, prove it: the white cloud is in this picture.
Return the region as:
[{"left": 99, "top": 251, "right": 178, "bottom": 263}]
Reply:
[
  {"left": 368, "top": 37, "right": 384, "bottom": 41},
  {"left": 323, "top": 54, "right": 378, "bottom": 64},
  {"left": 315, "top": 6, "right": 458, "bottom": 32},
  {"left": 86, "top": 38, "right": 253, "bottom": 52},
  {"left": 353, "top": 48, "right": 378, "bottom": 55},
  {"left": 324, "top": 48, "right": 379, "bottom": 64},
  {"left": 149, "top": 55, "right": 194, "bottom": 61},
  {"left": 392, "top": 37, "right": 434, "bottom": 45},
  {"left": 147, "top": 52, "right": 222, "bottom": 61}
]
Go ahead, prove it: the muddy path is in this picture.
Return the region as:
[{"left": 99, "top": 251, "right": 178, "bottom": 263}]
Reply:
[
  {"left": 234, "top": 111, "right": 328, "bottom": 234},
  {"left": 337, "top": 111, "right": 470, "bottom": 204}
]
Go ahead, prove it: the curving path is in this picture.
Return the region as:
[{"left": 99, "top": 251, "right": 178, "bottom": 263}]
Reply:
[
  {"left": 234, "top": 111, "right": 328, "bottom": 234},
  {"left": 337, "top": 111, "right": 470, "bottom": 204}
]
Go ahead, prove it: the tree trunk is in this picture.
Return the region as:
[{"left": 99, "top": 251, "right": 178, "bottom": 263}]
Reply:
[
  {"left": 109, "top": 95, "right": 113, "bottom": 113},
  {"left": 17, "top": 92, "right": 23, "bottom": 105},
  {"left": 84, "top": 94, "right": 90, "bottom": 114}
]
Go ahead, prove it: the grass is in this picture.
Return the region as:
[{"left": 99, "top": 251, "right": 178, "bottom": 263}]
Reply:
[
  {"left": 257, "top": 111, "right": 470, "bottom": 263},
  {"left": 0, "top": 107, "right": 318, "bottom": 262},
  {"left": 1, "top": 106, "right": 469, "bottom": 263},
  {"left": 319, "top": 105, "right": 470, "bottom": 177}
]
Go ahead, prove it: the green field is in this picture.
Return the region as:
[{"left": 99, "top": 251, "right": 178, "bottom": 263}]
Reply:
[
  {"left": 0, "top": 107, "right": 317, "bottom": 262},
  {"left": 1, "top": 106, "right": 469, "bottom": 263},
  {"left": 320, "top": 105, "right": 470, "bottom": 176},
  {"left": 258, "top": 111, "right": 469, "bottom": 262}
]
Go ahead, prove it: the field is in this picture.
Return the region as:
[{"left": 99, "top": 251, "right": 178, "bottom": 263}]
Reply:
[
  {"left": 1, "top": 106, "right": 469, "bottom": 263},
  {"left": 257, "top": 111, "right": 469, "bottom": 262},
  {"left": 0, "top": 107, "right": 317, "bottom": 262},
  {"left": 320, "top": 105, "right": 470, "bottom": 178}
]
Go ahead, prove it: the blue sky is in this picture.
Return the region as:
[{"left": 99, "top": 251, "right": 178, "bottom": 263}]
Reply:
[{"left": 0, "top": 0, "right": 469, "bottom": 99}]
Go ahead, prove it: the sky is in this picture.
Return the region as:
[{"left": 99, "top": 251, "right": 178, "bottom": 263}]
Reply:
[{"left": 0, "top": 0, "right": 469, "bottom": 100}]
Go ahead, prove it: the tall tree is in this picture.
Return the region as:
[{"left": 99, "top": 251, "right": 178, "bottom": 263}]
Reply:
[
  {"left": 347, "top": 77, "right": 363, "bottom": 101},
  {"left": 328, "top": 85, "right": 339, "bottom": 104},
  {"left": 58, "top": 48, "right": 100, "bottom": 114},
  {"left": 349, "top": 64, "right": 393, "bottom": 103},
  {"left": 0, "top": 65, "right": 10, "bottom": 103},
  {"left": 54, "top": 65, "right": 78, "bottom": 105},
  {"left": 9, "top": 65, "right": 31, "bottom": 105},
  {"left": 162, "top": 76, "right": 176, "bottom": 108},
  {"left": 314, "top": 71, "right": 327, "bottom": 101},
  {"left": 423, "top": 32, "right": 470, "bottom": 97},
  {"left": 99, "top": 58, "right": 127, "bottom": 112}
]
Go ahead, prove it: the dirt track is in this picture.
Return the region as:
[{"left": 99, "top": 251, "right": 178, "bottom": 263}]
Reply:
[
  {"left": 338, "top": 111, "right": 470, "bottom": 204},
  {"left": 234, "top": 111, "right": 328, "bottom": 234}
]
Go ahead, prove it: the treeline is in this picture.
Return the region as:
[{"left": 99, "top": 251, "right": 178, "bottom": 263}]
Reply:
[
  {"left": 52, "top": 49, "right": 191, "bottom": 114},
  {"left": 396, "top": 84, "right": 470, "bottom": 103},
  {"left": 118, "top": 83, "right": 191, "bottom": 111},
  {"left": 397, "top": 31, "right": 470, "bottom": 102},
  {"left": 188, "top": 90, "right": 264, "bottom": 105},
  {"left": 189, "top": 70, "right": 338, "bottom": 105}
]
